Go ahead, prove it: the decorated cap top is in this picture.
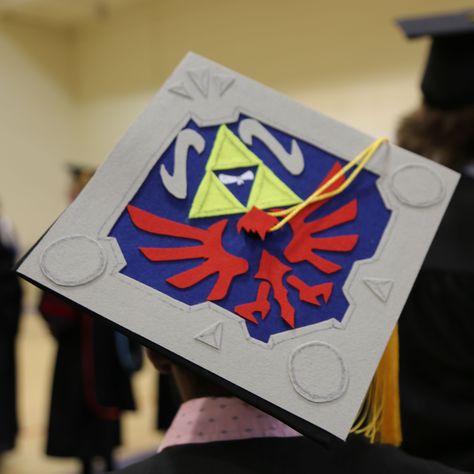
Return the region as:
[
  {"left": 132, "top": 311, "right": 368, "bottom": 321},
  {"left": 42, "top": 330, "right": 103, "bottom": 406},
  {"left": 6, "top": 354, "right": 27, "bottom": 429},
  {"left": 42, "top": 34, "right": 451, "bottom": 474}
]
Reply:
[{"left": 17, "top": 53, "right": 460, "bottom": 443}]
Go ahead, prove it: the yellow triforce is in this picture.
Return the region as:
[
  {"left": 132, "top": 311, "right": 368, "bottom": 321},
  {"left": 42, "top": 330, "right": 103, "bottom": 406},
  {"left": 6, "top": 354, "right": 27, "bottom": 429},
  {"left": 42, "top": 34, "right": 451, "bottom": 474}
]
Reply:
[{"left": 189, "top": 125, "right": 302, "bottom": 219}]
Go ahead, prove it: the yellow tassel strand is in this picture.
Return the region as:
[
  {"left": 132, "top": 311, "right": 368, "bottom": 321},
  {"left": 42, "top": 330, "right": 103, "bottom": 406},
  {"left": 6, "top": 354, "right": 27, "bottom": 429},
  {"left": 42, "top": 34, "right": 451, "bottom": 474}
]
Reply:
[
  {"left": 351, "top": 327, "right": 402, "bottom": 446},
  {"left": 268, "top": 138, "right": 388, "bottom": 232}
]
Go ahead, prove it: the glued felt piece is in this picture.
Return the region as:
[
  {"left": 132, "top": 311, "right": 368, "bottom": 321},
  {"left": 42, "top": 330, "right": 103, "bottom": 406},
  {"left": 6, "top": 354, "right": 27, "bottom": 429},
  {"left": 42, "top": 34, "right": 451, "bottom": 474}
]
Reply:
[
  {"left": 110, "top": 112, "right": 391, "bottom": 346},
  {"left": 128, "top": 205, "right": 248, "bottom": 301},
  {"left": 237, "top": 207, "right": 279, "bottom": 240},
  {"left": 159, "top": 129, "right": 206, "bottom": 199},
  {"left": 217, "top": 168, "right": 256, "bottom": 207},
  {"left": 254, "top": 250, "right": 295, "bottom": 328},
  {"left": 251, "top": 165, "right": 303, "bottom": 210},
  {"left": 284, "top": 164, "right": 359, "bottom": 274},
  {"left": 189, "top": 172, "right": 247, "bottom": 218},
  {"left": 16, "top": 53, "right": 459, "bottom": 443},
  {"left": 238, "top": 118, "right": 305, "bottom": 176},
  {"left": 189, "top": 125, "right": 301, "bottom": 218},
  {"left": 234, "top": 282, "right": 271, "bottom": 324},
  {"left": 287, "top": 276, "right": 333, "bottom": 306},
  {"left": 114, "top": 119, "right": 386, "bottom": 342}
]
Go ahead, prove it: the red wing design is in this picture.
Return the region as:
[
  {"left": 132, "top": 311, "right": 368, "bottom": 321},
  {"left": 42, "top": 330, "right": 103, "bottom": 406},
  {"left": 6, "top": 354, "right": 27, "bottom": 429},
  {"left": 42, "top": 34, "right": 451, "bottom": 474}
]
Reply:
[
  {"left": 284, "top": 163, "right": 359, "bottom": 274},
  {"left": 128, "top": 205, "right": 249, "bottom": 301}
]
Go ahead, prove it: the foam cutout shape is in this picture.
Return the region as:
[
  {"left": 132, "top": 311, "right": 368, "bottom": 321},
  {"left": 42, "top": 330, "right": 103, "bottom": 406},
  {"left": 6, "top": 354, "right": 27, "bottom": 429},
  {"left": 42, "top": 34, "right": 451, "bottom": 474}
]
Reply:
[
  {"left": 237, "top": 207, "right": 279, "bottom": 240},
  {"left": 189, "top": 125, "right": 301, "bottom": 218},
  {"left": 128, "top": 205, "right": 248, "bottom": 301},
  {"left": 17, "top": 53, "right": 459, "bottom": 443},
  {"left": 254, "top": 250, "right": 295, "bottom": 328},
  {"left": 234, "top": 281, "right": 271, "bottom": 324},
  {"left": 287, "top": 276, "right": 333, "bottom": 306}
]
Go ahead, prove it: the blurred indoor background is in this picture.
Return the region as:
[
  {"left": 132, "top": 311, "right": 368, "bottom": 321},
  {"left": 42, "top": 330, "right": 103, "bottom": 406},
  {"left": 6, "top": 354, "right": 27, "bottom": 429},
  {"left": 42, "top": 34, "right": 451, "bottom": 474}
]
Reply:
[{"left": 0, "top": 0, "right": 470, "bottom": 472}]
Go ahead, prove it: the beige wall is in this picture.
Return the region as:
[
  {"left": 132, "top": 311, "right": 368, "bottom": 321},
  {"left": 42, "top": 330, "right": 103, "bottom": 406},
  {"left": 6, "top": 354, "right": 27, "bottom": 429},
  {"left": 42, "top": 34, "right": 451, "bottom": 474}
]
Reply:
[
  {"left": 1, "top": 0, "right": 470, "bottom": 249},
  {"left": 73, "top": 0, "right": 456, "bottom": 163},
  {"left": 0, "top": 21, "right": 76, "bottom": 248}
]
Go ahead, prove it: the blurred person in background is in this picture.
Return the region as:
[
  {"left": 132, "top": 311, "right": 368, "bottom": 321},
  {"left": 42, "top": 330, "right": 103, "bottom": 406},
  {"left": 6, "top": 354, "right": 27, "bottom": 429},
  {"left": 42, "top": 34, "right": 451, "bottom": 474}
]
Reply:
[
  {"left": 396, "top": 11, "right": 474, "bottom": 472},
  {"left": 0, "top": 201, "right": 22, "bottom": 460},
  {"left": 39, "top": 166, "right": 141, "bottom": 474}
]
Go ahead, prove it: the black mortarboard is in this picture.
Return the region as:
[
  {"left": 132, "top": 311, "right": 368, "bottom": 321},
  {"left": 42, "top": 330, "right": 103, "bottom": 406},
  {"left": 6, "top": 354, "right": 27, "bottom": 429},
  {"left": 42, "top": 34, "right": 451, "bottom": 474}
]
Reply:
[{"left": 397, "top": 10, "right": 474, "bottom": 109}]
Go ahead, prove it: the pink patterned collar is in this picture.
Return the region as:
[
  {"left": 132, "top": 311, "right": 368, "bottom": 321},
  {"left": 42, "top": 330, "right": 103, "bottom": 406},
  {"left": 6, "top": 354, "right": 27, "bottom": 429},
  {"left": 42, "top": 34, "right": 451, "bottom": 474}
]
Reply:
[{"left": 159, "top": 396, "right": 302, "bottom": 451}]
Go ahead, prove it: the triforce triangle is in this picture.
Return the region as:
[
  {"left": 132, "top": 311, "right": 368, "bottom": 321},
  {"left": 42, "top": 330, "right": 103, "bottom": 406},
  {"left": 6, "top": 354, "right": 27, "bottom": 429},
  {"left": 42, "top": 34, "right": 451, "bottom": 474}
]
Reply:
[
  {"left": 207, "top": 126, "right": 260, "bottom": 170},
  {"left": 189, "top": 125, "right": 301, "bottom": 219}
]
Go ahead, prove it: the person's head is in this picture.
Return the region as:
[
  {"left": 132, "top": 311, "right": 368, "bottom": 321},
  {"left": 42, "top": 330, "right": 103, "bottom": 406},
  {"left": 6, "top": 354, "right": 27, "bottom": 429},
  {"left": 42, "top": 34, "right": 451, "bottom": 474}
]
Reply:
[
  {"left": 396, "top": 10, "right": 474, "bottom": 168},
  {"left": 147, "top": 349, "right": 230, "bottom": 402},
  {"left": 147, "top": 327, "right": 402, "bottom": 446},
  {"left": 396, "top": 104, "right": 474, "bottom": 169}
]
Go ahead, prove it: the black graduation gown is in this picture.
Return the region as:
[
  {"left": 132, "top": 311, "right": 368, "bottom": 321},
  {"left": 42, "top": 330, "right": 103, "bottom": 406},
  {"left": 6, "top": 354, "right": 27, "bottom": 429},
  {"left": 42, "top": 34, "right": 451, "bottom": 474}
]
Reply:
[
  {"left": 39, "top": 293, "right": 136, "bottom": 459},
  {"left": 399, "top": 174, "right": 474, "bottom": 471},
  {"left": 0, "top": 240, "right": 22, "bottom": 453},
  {"left": 110, "top": 435, "right": 468, "bottom": 474}
]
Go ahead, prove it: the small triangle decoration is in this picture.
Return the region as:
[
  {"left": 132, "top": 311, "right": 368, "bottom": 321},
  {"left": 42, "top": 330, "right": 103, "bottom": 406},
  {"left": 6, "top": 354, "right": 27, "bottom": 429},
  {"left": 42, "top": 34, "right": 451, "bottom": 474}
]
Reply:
[
  {"left": 194, "top": 321, "right": 223, "bottom": 350},
  {"left": 363, "top": 278, "right": 394, "bottom": 302},
  {"left": 248, "top": 166, "right": 302, "bottom": 210},
  {"left": 208, "top": 125, "right": 260, "bottom": 170},
  {"left": 188, "top": 68, "right": 210, "bottom": 97},
  {"left": 168, "top": 82, "right": 193, "bottom": 100},
  {"left": 213, "top": 73, "right": 235, "bottom": 96},
  {"left": 189, "top": 125, "right": 301, "bottom": 219},
  {"left": 189, "top": 173, "right": 247, "bottom": 218}
]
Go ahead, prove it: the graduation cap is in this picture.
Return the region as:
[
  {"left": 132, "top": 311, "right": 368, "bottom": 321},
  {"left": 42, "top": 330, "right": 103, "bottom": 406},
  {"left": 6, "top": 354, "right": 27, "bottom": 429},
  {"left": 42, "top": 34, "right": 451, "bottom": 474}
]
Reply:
[
  {"left": 16, "top": 53, "right": 459, "bottom": 444},
  {"left": 397, "top": 9, "right": 474, "bottom": 109}
]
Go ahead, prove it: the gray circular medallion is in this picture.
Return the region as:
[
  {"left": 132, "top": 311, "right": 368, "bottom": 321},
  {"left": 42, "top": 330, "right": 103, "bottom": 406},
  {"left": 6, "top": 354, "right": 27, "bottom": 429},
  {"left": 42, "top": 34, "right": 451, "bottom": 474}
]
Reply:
[
  {"left": 40, "top": 235, "right": 106, "bottom": 286},
  {"left": 288, "top": 341, "right": 348, "bottom": 403},
  {"left": 391, "top": 164, "right": 445, "bottom": 207}
]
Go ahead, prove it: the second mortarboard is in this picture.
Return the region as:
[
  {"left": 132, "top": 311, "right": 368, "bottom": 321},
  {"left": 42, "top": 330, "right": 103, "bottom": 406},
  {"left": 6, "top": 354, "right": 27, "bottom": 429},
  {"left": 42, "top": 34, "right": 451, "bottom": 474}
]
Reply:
[
  {"left": 17, "top": 53, "right": 459, "bottom": 443},
  {"left": 397, "top": 9, "right": 474, "bottom": 109}
]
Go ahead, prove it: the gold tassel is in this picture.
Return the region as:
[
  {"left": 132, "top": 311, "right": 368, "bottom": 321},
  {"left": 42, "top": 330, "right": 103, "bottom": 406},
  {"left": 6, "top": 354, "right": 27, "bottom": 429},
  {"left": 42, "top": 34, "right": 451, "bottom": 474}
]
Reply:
[{"left": 350, "top": 326, "right": 402, "bottom": 446}]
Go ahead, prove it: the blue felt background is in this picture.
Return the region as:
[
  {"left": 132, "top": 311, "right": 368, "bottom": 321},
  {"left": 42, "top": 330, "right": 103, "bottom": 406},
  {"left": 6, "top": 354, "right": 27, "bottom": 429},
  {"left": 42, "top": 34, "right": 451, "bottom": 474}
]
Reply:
[{"left": 109, "top": 116, "right": 391, "bottom": 343}]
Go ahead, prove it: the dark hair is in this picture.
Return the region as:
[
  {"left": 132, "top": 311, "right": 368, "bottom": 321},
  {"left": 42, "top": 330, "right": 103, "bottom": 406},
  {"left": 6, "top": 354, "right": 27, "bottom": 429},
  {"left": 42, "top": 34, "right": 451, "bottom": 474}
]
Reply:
[
  {"left": 172, "top": 364, "right": 232, "bottom": 400},
  {"left": 396, "top": 103, "right": 474, "bottom": 169}
]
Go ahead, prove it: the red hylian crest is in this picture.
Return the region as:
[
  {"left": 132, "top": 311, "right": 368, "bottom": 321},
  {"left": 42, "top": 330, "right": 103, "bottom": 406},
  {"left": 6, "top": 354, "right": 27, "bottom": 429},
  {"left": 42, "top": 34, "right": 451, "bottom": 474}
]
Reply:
[{"left": 110, "top": 119, "right": 390, "bottom": 343}]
